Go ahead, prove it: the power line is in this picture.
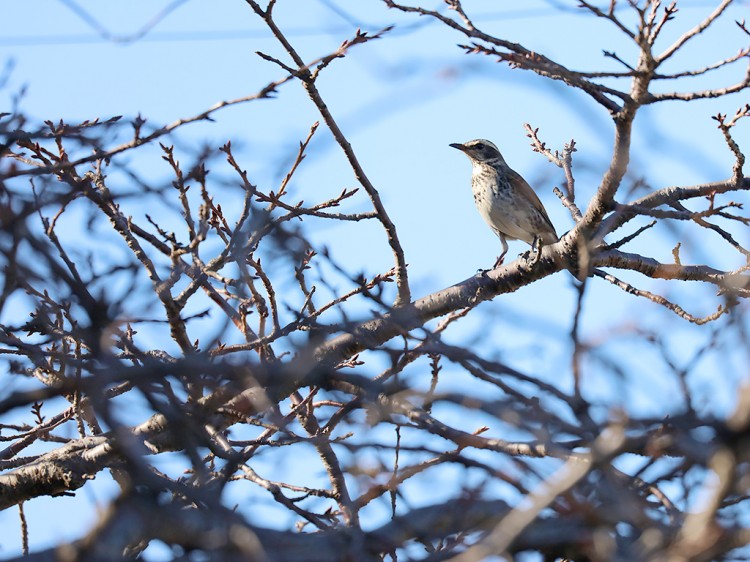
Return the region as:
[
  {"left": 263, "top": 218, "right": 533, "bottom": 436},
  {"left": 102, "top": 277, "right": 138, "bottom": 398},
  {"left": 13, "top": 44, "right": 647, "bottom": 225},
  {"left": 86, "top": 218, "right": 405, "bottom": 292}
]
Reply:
[
  {"left": 56, "top": 0, "right": 191, "bottom": 44},
  {"left": 1, "top": 1, "right": 741, "bottom": 48},
  {"left": 0, "top": 28, "right": 354, "bottom": 47}
]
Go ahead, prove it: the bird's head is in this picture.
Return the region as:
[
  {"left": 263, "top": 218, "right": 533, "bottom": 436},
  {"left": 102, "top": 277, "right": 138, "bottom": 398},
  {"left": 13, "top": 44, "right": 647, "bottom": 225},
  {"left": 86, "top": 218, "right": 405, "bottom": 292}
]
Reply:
[{"left": 449, "top": 139, "right": 506, "bottom": 166}]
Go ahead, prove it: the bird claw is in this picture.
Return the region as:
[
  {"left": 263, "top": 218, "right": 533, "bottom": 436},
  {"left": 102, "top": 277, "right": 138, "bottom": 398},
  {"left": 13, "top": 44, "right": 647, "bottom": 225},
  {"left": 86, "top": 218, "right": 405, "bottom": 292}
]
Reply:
[
  {"left": 478, "top": 255, "right": 504, "bottom": 276},
  {"left": 523, "top": 239, "right": 544, "bottom": 266}
]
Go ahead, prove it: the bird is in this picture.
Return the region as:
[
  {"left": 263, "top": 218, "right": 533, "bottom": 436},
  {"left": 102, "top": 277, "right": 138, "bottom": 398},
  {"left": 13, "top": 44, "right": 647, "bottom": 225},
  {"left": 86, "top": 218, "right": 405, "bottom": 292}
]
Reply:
[{"left": 450, "top": 139, "right": 558, "bottom": 267}]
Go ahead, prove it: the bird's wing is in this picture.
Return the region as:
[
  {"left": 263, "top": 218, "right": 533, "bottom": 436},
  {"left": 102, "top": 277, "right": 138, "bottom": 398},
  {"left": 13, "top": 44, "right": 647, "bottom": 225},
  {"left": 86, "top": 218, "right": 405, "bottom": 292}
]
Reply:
[{"left": 507, "top": 169, "right": 558, "bottom": 242}]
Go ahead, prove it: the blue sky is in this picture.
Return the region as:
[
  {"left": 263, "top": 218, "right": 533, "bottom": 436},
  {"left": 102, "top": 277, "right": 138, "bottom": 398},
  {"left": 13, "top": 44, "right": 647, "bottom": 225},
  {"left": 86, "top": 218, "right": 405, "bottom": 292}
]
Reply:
[{"left": 2, "top": 0, "right": 750, "bottom": 558}]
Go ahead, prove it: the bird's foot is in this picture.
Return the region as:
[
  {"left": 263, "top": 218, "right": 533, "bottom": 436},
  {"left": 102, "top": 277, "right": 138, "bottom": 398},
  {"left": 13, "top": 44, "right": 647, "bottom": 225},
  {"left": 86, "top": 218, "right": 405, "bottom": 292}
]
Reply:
[
  {"left": 476, "top": 253, "right": 506, "bottom": 277},
  {"left": 523, "top": 238, "right": 544, "bottom": 266}
]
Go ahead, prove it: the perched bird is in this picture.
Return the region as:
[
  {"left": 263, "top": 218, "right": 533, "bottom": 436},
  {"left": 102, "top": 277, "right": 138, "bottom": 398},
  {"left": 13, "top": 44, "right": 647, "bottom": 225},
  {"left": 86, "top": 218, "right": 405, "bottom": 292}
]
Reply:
[{"left": 450, "top": 139, "right": 558, "bottom": 267}]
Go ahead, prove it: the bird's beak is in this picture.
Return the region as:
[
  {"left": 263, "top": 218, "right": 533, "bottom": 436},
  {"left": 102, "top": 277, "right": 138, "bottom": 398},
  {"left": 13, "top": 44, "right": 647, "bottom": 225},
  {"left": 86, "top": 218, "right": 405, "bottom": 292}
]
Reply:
[{"left": 449, "top": 143, "right": 468, "bottom": 152}]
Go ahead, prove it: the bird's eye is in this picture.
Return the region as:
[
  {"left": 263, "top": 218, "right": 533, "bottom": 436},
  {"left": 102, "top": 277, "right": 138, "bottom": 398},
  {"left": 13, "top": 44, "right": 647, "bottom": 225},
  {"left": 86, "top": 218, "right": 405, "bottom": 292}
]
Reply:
[{"left": 474, "top": 143, "right": 485, "bottom": 150}]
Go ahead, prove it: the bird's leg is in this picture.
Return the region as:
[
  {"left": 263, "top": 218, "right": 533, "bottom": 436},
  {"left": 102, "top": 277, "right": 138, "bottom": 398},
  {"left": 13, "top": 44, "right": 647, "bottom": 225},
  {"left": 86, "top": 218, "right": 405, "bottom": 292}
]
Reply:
[
  {"left": 525, "top": 236, "right": 544, "bottom": 266},
  {"left": 492, "top": 236, "right": 509, "bottom": 268}
]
